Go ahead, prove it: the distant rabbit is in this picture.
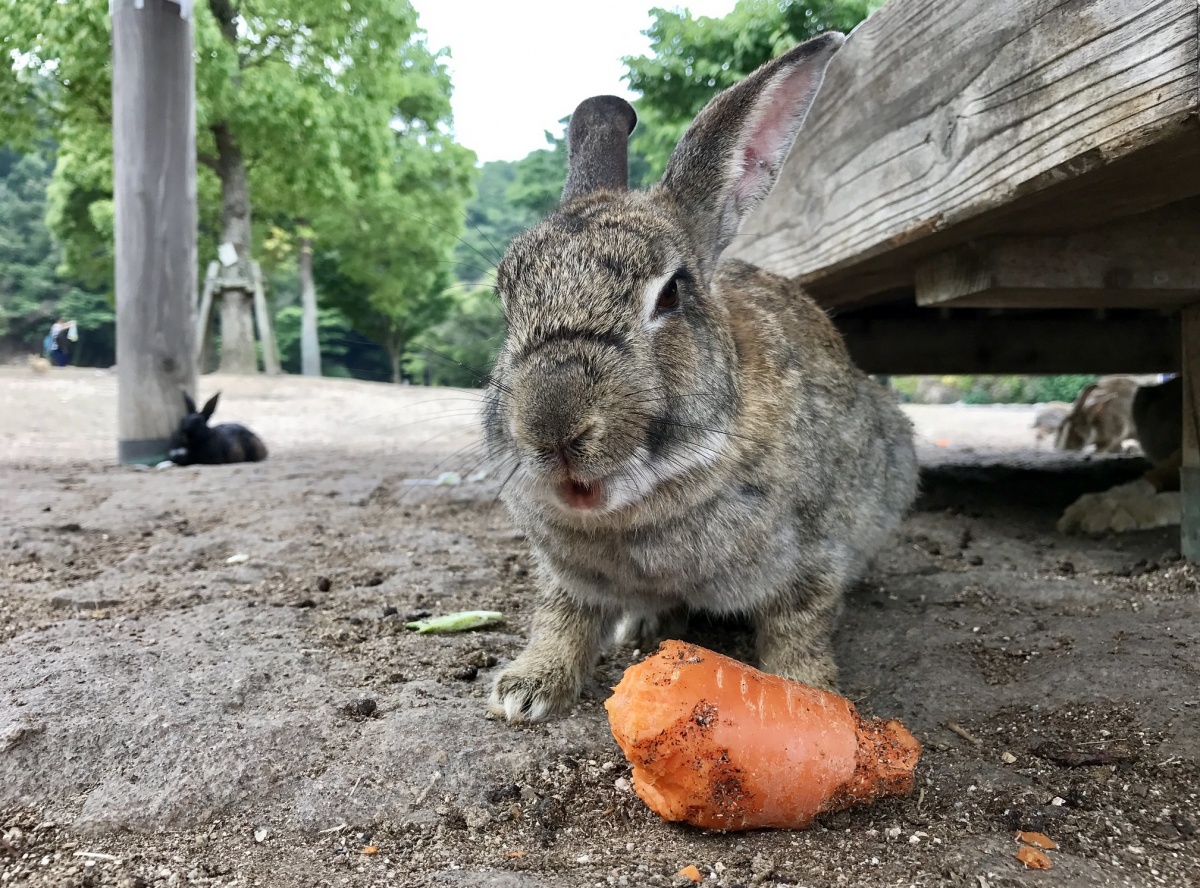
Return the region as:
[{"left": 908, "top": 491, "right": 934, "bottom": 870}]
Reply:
[
  {"left": 1131, "top": 375, "right": 1182, "bottom": 485},
  {"left": 482, "top": 33, "right": 918, "bottom": 723},
  {"left": 1058, "top": 376, "right": 1183, "bottom": 533},
  {"left": 168, "top": 392, "right": 268, "bottom": 466},
  {"left": 28, "top": 355, "right": 50, "bottom": 374},
  {"left": 1031, "top": 401, "right": 1069, "bottom": 446},
  {"left": 1055, "top": 376, "right": 1140, "bottom": 454}
]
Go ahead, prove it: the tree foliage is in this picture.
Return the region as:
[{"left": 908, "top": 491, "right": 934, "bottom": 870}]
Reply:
[
  {"left": 406, "top": 284, "right": 505, "bottom": 388},
  {"left": 0, "top": 0, "right": 473, "bottom": 377},
  {"left": 0, "top": 145, "right": 113, "bottom": 363},
  {"left": 624, "top": 0, "right": 879, "bottom": 177},
  {"left": 453, "top": 160, "right": 538, "bottom": 286}
]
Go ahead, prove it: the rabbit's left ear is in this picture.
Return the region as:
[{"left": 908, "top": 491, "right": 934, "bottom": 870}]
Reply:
[
  {"left": 201, "top": 392, "right": 220, "bottom": 419},
  {"left": 658, "top": 32, "right": 844, "bottom": 268},
  {"left": 183, "top": 392, "right": 198, "bottom": 414}
]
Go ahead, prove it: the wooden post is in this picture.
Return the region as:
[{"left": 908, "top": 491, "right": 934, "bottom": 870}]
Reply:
[
  {"left": 251, "top": 262, "right": 281, "bottom": 375},
  {"left": 194, "top": 260, "right": 217, "bottom": 370},
  {"left": 1182, "top": 304, "right": 1200, "bottom": 561},
  {"left": 113, "top": 0, "right": 197, "bottom": 465}
]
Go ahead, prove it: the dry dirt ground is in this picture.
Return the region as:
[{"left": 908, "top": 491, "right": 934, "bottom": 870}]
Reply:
[{"left": 1, "top": 366, "right": 1197, "bottom": 888}]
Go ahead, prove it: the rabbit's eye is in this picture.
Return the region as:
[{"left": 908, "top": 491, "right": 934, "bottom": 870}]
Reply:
[{"left": 654, "top": 274, "right": 681, "bottom": 316}]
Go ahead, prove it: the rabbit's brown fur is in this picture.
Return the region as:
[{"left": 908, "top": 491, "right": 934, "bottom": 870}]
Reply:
[
  {"left": 1055, "top": 376, "right": 1139, "bottom": 453},
  {"left": 483, "top": 34, "right": 917, "bottom": 722}
]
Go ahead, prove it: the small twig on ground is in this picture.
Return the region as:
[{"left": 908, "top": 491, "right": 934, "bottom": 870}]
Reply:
[
  {"left": 945, "top": 721, "right": 983, "bottom": 746},
  {"left": 317, "top": 823, "right": 349, "bottom": 835},
  {"left": 73, "top": 851, "right": 121, "bottom": 862}
]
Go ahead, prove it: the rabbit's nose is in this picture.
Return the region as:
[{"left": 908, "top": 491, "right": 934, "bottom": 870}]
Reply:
[
  {"left": 541, "top": 420, "right": 598, "bottom": 463},
  {"left": 517, "top": 410, "right": 603, "bottom": 467}
]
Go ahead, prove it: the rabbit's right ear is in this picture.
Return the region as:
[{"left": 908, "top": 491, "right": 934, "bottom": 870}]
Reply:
[
  {"left": 657, "top": 32, "right": 844, "bottom": 274},
  {"left": 201, "top": 392, "right": 220, "bottom": 419},
  {"left": 561, "top": 95, "right": 638, "bottom": 203},
  {"left": 183, "top": 392, "right": 197, "bottom": 414}
]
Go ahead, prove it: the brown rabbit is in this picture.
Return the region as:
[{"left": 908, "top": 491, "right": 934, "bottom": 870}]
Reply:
[
  {"left": 1032, "top": 401, "right": 1070, "bottom": 446},
  {"left": 482, "top": 34, "right": 918, "bottom": 722},
  {"left": 1055, "top": 376, "right": 1139, "bottom": 454}
]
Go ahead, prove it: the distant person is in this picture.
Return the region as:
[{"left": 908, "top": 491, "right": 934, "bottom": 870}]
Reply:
[{"left": 47, "top": 317, "right": 77, "bottom": 367}]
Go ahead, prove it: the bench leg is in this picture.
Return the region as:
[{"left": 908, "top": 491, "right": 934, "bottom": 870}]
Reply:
[{"left": 1183, "top": 305, "right": 1200, "bottom": 562}]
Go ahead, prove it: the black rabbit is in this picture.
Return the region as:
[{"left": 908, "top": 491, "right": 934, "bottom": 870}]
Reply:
[{"left": 168, "top": 392, "right": 268, "bottom": 466}]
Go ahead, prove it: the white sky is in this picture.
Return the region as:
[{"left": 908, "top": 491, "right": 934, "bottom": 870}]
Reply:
[{"left": 416, "top": 0, "right": 739, "bottom": 163}]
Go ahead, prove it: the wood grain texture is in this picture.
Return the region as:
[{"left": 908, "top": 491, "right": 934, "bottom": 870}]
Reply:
[
  {"left": 731, "top": 0, "right": 1200, "bottom": 308},
  {"left": 113, "top": 0, "right": 197, "bottom": 463},
  {"left": 836, "top": 310, "right": 1180, "bottom": 374},
  {"left": 915, "top": 201, "right": 1200, "bottom": 308},
  {"left": 1182, "top": 304, "right": 1200, "bottom": 560},
  {"left": 1184, "top": 305, "right": 1200, "bottom": 467}
]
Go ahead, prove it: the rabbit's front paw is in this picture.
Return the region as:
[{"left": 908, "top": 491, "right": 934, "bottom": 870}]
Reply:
[
  {"left": 489, "top": 660, "right": 584, "bottom": 724},
  {"left": 760, "top": 648, "right": 839, "bottom": 693}
]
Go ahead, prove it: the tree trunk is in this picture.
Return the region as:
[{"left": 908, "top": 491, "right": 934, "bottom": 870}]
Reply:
[
  {"left": 390, "top": 348, "right": 403, "bottom": 384},
  {"left": 298, "top": 229, "right": 321, "bottom": 376},
  {"left": 112, "top": 0, "right": 197, "bottom": 464},
  {"left": 213, "top": 122, "right": 258, "bottom": 374},
  {"left": 218, "top": 288, "right": 257, "bottom": 374}
]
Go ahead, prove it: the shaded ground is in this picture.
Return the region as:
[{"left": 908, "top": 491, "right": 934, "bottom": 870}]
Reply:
[{"left": 1, "top": 367, "right": 1196, "bottom": 887}]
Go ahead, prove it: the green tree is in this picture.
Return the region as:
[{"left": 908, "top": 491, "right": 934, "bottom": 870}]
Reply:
[
  {"left": 407, "top": 284, "right": 505, "bottom": 388},
  {"left": 0, "top": 0, "right": 471, "bottom": 376},
  {"left": 507, "top": 132, "right": 569, "bottom": 220},
  {"left": 0, "top": 146, "right": 114, "bottom": 364},
  {"left": 0, "top": 149, "right": 59, "bottom": 342},
  {"left": 273, "top": 305, "right": 352, "bottom": 374},
  {"left": 313, "top": 125, "right": 473, "bottom": 383},
  {"left": 624, "top": 0, "right": 879, "bottom": 177},
  {"left": 454, "top": 160, "right": 538, "bottom": 285}
]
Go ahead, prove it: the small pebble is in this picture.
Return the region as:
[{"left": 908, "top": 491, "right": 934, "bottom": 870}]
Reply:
[
  {"left": 344, "top": 698, "right": 377, "bottom": 718},
  {"left": 317, "top": 576, "right": 332, "bottom": 593},
  {"left": 453, "top": 665, "right": 479, "bottom": 682}
]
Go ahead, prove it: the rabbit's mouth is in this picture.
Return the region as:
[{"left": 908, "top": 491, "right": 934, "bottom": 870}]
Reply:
[{"left": 556, "top": 477, "right": 605, "bottom": 511}]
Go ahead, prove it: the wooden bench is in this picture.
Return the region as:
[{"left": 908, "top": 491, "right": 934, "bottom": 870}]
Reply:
[{"left": 731, "top": 0, "right": 1200, "bottom": 558}]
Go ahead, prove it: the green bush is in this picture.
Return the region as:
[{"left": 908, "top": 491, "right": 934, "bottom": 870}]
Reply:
[{"left": 888, "top": 374, "right": 1099, "bottom": 405}]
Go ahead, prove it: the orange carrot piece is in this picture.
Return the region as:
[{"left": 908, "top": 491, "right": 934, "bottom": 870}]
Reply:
[
  {"left": 1016, "top": 845, "right": 1053, "bottom": 869},
  {"left": 677, "top": 864, "right": 702, "bottom": 882},
  {"left": 1016, "top": 830, "right": 1058, "bottom": 849},
  {"left": 606, "top": 641, "right": 921, "bottom": 831}
]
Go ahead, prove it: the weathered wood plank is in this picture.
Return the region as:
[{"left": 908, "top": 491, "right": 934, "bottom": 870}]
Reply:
[
  {"left": 193, "top": 260, "right": 217, "bottom": 370},
  {"left": 251, "top": 261, "right": 280, "bottom": 376},
  {"left": 113, "top": 0, "right": 197, "bottom": 464},
  {"left": 733, "top": 0, "right": 1200, "bottom": 309},
  {"left": 914, "top": 201, "right": 1200, "bottom": 308},
  {"left": 836, "top": 310, "right": 1180, "bottom": 375},
  {"left": 1183, "top": 304, "right": 1200, "bottom": 561}
]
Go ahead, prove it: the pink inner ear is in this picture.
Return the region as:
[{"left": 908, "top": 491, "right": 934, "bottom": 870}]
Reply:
[{"left": 732, "top": 64, "right": 822, "bottom": 210}]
